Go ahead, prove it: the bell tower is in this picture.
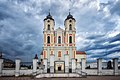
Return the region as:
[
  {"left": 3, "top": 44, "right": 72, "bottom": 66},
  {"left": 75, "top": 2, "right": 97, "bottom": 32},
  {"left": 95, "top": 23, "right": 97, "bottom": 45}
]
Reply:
[
  {"left": 44, "top": 12, "right": 54, "bottom": 31},
  {"left": 43, "top": 11, "right": 55, "bottom": 59},
  {"left": 64, "top": 11, "right": 76, "bottom": 58},
  {"left": 64, "top": 12, "right": 76, "bottom": 31}
]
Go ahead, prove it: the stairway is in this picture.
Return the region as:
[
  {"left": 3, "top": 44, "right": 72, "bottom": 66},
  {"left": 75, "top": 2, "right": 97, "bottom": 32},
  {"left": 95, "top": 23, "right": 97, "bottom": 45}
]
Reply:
[
  {"left": 35, "top": 73, "right": 82, "bottom": 78},
  {"left": 32, "top": 67, "right": 87, "bottom": 78}
]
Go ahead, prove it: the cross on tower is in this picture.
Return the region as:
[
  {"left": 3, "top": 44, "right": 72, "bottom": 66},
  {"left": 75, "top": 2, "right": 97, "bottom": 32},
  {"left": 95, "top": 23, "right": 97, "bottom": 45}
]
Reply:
[{"left": 69, "top": 9, "right": 71, "bottom": 15}]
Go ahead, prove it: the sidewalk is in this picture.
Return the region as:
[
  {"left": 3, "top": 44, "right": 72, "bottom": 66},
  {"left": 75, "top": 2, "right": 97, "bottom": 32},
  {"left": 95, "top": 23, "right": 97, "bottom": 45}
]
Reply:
[{"left": 0, "top": 76, "right": 120, "bottom": 80}]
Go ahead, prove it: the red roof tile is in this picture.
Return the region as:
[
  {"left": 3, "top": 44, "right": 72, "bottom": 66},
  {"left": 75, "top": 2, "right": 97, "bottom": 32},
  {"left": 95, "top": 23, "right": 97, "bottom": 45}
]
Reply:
[{"left": 76, "top": 51, "right": 86, "bottom": 55}]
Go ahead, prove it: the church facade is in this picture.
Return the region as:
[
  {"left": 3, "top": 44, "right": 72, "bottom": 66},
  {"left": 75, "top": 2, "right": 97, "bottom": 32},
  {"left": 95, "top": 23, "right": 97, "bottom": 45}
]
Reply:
[{"left": 40, "top": 12, "right": 86, "bottom": 73}]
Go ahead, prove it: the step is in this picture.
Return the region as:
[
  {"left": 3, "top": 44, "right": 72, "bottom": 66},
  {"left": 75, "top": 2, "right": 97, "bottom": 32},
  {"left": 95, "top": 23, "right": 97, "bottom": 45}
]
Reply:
[{"left": 36, "top": 73, "right": 82, "bottom": 78}]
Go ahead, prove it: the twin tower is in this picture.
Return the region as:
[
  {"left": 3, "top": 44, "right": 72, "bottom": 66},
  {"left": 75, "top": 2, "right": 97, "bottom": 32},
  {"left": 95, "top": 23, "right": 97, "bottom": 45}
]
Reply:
[
  {"left": 42, "top": 12, "right": 76, "bottom": 58},
  {"left": 40, "top": 12, "right": 80, "bottom": 73}
]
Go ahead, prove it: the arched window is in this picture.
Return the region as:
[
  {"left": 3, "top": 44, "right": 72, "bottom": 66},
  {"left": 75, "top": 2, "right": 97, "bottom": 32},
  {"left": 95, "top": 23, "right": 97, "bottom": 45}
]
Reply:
[
  {"left": 48, "top": 25, "right": 50, "bottom": 30},
  {"left": 69, "top": 24, "right": 72, "bottom": 30},
  {"left": 58, "top": 51, "right": 61, "bottom": 57},
  {"left": 69, "top": 36, "right": 72, "bottom": 43},
  {"left": 58, "top": 36, "right": 61, "bottom": 44},
  {"left": 47, "top": 36, "right": 50, "bottom": 43}
]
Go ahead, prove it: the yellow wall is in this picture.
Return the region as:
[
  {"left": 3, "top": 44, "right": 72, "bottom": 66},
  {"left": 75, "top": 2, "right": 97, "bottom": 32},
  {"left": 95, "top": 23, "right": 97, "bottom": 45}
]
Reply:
[{"left": 76, "top": 54, "right": 86, "bottom": 62}]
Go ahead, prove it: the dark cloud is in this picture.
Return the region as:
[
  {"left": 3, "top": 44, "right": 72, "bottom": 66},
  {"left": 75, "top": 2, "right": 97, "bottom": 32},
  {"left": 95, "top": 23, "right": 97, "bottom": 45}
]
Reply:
[
  {"left": 78, "top": 31, "right": 120, "bottom": 62},
  {"left": 110, "top": 0, "right": 120, "bottom": 16},
  {"left": 86, "top": 34, "right": 104, "bottom": 40},
  {"left": 109, "top": 33, "right": 120, "bottom": 42},
  {"left": 0, "top": 0, "right": 43, "bottom": 61},
  {"left": 0, "top": 0, "right": 120, "bottom": 62}
]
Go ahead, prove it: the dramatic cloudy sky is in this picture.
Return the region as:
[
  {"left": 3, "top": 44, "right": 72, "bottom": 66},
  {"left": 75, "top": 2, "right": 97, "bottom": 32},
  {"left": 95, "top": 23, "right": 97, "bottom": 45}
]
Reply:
[{"left": 0, "top": 0, "right": 120, "bottom": 62}]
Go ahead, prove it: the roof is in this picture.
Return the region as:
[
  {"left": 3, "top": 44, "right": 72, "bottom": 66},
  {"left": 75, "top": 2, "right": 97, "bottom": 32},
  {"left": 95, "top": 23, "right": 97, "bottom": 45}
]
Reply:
[
  {"left": 44, "top": 12, "right": 54, "bottom": 21},
  {"left": 41, "top": 51, "right": 43, "bottom": 55},
  {"left": 65, "top": 12, "right": 76, "bottom": 21},
  {"left": 34, "top": 54, "right": 38, "bottom": 59},
  {"left": 55, "top": 27, "right": 64, "bottom": 31},
  {"left": 76, "top": 51, "right": 86, "bottom": 55}
]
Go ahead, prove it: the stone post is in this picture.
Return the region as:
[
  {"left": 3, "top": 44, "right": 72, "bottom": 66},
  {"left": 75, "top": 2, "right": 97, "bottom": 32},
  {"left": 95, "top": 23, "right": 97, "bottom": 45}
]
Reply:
[
  {"left": 33, "top": 59, "right": 38, "bottom": 74},
  {"left": 50, "top": 54, "right": 54, "bottom": 73},
  {"left": 81, "top": 58, "right": 86, "bottom": 72},
  {"left": 76, "top": 62, "right": 81, "bottom": 69},
  {"left": 72, "top": 58, "right": 76, "bottom": 73},
  {"left": 76, "top": 59, "right": 82, "bottom": 71},
  {"left": 97, "top": 58, "right": 102, "bottom": 75},
  {"left": 15, "top": 59, "right": 21, "bottom": 77},
  {"left": 113, "top": 58, "right": 118, "bottom": 75},
  {"left": 76, "top": 62, "right": 81, "bottom": 73},
  {"left": 43, "top": 58, "right": 47, "bottom": 73},
  {"left": 0, "top": 59, "right": 3, "bottom": 76},
  {"left": 65, "top": 54, "right": 69, "bottom": 73}
]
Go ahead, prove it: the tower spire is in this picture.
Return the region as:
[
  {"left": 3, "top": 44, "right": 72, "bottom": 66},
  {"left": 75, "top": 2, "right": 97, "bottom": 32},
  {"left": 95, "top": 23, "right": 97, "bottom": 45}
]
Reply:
[
  {"left": 69, "top": 9, "right": 71, "bottom": 15},
  {"left": 44, "top": 9, "right": 54, "bottom": 21},
  {"left": 49, "top": 9, "right": 51, "bottom": 15}
]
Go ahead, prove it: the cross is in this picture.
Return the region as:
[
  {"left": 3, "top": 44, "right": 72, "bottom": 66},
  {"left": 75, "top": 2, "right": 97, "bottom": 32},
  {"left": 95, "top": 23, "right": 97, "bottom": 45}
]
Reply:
[
  {"left": 49, "top": 9, "right": 51, "bottom": 15},
  {"left": 69, "top": 9, "right": 71, "bottom": 15}
]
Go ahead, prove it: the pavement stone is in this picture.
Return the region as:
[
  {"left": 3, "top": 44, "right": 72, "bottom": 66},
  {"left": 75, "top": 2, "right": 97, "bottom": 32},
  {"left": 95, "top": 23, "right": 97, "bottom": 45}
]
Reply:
[{"left": 0, "top": 76, "right": 120, "bottom": 80}]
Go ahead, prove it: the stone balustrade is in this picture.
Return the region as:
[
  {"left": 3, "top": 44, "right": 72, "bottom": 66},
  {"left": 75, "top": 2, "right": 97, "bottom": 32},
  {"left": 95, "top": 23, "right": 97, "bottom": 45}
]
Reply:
[{"left": 0, "top": 58, "right": 119, "bottom": 77}]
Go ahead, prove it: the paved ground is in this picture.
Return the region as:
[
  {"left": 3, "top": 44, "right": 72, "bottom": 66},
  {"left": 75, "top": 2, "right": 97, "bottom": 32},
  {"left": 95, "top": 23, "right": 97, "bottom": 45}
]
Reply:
[{"left": 0, "top": 76, "right": 120, "bottom": 80}]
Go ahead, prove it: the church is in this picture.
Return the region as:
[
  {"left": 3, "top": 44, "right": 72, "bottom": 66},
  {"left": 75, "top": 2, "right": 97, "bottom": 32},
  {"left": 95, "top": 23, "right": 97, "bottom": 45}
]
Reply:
[{"left": 40, "top": 12, "right": 86, "bottom": 73}]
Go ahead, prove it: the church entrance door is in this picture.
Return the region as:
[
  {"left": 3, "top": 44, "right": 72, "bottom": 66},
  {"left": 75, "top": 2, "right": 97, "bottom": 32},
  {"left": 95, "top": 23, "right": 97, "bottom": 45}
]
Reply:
[{"left": 54, "top": 61, "right": 65, "bottom": 73}]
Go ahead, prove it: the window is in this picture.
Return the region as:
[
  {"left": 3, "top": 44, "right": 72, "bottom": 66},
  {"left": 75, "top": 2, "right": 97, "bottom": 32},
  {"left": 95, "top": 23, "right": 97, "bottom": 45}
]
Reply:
[
  {"left": 69, "top": 36, "right": 72, "bottom": 43},
  {"left": 58, "top": 36, "right": 61, "bottom": 44},
  {"left": 51, "top": 51, "right": 53, "bottom": 55},
  {"left": 58, "top": 51, "right": 61, "bottom": 57},
  {"left": 47, "top": 20, "right": 50, "bottom": 22},
  {"left": 69, "top": 20, "right": 72, "bottom": 22},
  {"left": 75, "top": 59, "right": 77, "bottom": 62},
  {"left": 44, "top": 51, "right": 46, "bottom": 58},
  {"left": 69, "top": 24, "right": 72, "bottom": 30},
  {"left": 47, "top": 36, "right": 50, "bottom": 43},
  {"left": 48, "top": 25, "right": 50, "bottom": 30},
  {"left": 41, "top": 59, "right": 43, "bottom": 62}
]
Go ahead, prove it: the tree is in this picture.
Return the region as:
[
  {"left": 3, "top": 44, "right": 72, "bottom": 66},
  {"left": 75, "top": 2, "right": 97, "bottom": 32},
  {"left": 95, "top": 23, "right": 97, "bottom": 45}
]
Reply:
[
  {"left": 107, "top": 61, "right": 112, "bottom": 69},
  {"left": 0, "top": 52, "right": 2, "bottom": 58}
]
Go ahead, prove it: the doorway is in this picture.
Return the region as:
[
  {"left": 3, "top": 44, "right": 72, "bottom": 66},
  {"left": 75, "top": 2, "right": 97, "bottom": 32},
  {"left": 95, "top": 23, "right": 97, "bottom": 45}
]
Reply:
[
  {"left": 54, "top": 61, "right": 65, "bottom": 73},
  {"left": 58, "top": 66, "right": 61, "bottom": 71}
]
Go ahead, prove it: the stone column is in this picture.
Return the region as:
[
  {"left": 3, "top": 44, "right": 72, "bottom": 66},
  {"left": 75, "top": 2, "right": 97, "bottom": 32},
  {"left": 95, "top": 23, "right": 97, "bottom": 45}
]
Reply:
[
  {"left": 33, "top": 59, "right": 38, "bottom": 74},
  {"left": 76, "top": 62, "right": 81, "bottom": 69},
  {"left": 76, "top": 62, "right": 81, "bottom": 73},
  {"left": 0, "top": 59, "right": 3, "bottom": 76},
  {"left": 81, "top": 58, "right": 86, "bottom": 72},
  {"left": 113, "top": 58, "right": 118, "bottom": 75},
  {"left": 72, "top": 58, "right": 76, "bottom": 73},
  {"left": 50, "top": 54, "right": 54, "bottom": 73},
  {"left": 43, "top": 58, "right": 47, "bottom": 73},
  {"left": 15, "top": 59, "right": 21, "bottom": 77},
  {"left": 65, "top": 54, "right": 69, "bottom": 73},
  {"left": 97, "top": 58, "right": 102, "bottom": 75}
]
